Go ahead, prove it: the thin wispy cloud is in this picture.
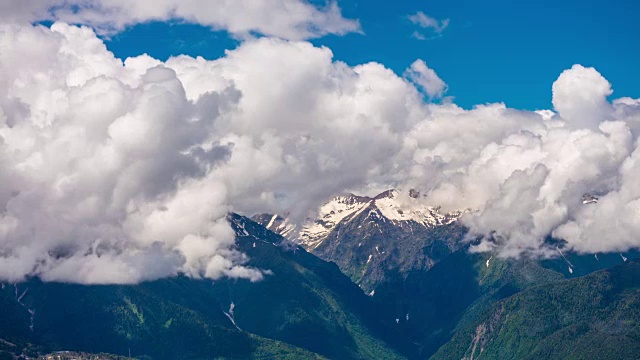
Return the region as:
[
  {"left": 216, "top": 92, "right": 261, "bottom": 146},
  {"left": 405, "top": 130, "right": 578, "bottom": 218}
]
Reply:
[
  {"left": 408, "top": 11, "right": 450, "bottom": 40},
  {"left": 411, "top": 31, "right": 427, "bottom": 40},
  {"left": 0, "top": 0, "right": 361, "bottom": 40}
]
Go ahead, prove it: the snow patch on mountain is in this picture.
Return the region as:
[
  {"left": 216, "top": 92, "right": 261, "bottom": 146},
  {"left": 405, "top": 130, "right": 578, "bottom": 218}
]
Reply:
[
  {"left": 298, "top": 194, "right": 371, "bottom": 249},
  {"left": 256, "top": 214, "right": 297, "bottom": 238},
  {"left": 256, "top": 189, "right": 463, "bottom": 250},
  {"left": 295, "top": 190, "right": 462, "bottom": 249},
  {"left": 374, "top": 190, "right": 461, "bottom": 227}
]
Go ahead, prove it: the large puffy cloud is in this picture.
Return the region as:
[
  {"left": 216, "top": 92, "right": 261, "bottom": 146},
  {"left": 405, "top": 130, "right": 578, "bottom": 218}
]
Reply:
[
  {"left": 553, "top": 137, "right": 640, "bottom": 253},
  {"left": 0, "top": 0, "right": 360, "bottom": 39},
  {"left": 552, "top": 64, "right": 613, "bottom": 129},
  {"left": 400, "top": 64, "right": 638, "bottom": 258},
  {"left": 0, "top": 22, "right": 256, "bottom": 283},
  {"left": 0, "top": 22, "right": 424, "bottom": 283},
  {"left": 1, "top": 20, "right": 640, "bottom": 284}
]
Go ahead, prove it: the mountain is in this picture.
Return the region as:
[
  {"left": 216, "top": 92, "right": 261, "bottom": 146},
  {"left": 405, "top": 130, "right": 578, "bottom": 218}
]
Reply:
[
  {"left": 253, "top": 189, "right": 640, "bottom": 358},
  {"left": 433, "top": 259, "right": 640, "bottom": 360},
  {"left": 370, "top": 239, "right": 640, "bottom": 359},
  {"left": 3, "top": 199, "right": 640, "bottom": 360},
  {"left": 0, "top": 214, "right": 404, "bottom": 360},
  {"left": 254, "top": 189, "right": 465, "bottom": 291}
]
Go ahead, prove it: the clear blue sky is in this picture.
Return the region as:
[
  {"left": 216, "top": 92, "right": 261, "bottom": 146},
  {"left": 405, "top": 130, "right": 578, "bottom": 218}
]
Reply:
[{"left": 105, "top": 0, "right": 639, "bottom": 110}]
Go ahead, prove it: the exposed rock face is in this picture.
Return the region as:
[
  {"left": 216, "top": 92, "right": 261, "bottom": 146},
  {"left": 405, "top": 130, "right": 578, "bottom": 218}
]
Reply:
[{"left": 254, "top": 189, "right": 466, "bottom": 291}]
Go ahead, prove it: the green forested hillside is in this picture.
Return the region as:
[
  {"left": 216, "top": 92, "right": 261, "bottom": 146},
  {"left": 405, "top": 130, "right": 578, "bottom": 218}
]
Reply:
[
  {"left": 432, "top": 260, "right": 640, "bottom": 360},
  {"left": 370, "top": 243, "right": 640, "bottom": 359},
  {"left": 0, "top": 214, "right": 403, "bottom": 360}
]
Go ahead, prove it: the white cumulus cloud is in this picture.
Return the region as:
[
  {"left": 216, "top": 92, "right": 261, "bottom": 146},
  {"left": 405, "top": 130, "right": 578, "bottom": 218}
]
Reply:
[
  {"left": 1, "top": 19, "right": 640, "bottom": 285},
  {"left": 0, "top": 22, "right": 424, "bottom": 284},
  {"left": 0, "top": 0, "right": 360, "bottom": 39}
]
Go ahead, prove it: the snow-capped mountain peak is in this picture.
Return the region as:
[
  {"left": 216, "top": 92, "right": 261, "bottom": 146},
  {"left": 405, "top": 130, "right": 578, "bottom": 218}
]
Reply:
[
  {"left": 298, "top": 193, "right": 372, "bottom": 249},
  {"left": 255, "top": 189, "right": 462, "bottom": 250},
  {"left": 252, "top": 213, "right": 296, "bottom": 238},
  {"left": 373, "top": 189, "right": 461, "bottom": 227}
]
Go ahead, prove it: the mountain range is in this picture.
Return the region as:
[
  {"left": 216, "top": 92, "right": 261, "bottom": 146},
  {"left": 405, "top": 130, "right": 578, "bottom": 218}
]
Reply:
[{"left": 1, "top": 191, "right": 639, "bottom": 359}]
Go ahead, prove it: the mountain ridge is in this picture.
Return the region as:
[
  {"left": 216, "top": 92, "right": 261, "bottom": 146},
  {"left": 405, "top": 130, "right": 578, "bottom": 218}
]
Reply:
[
  {"left": 253, "top": 189, "right": 466, "bottom": 291},
  {"left": 255, "top": 189, "right": 462, "bottom": 250},
  {"left": 0, "top": 213, "right": 406, "bottom": 360},
  {"left": 2, "top": 208, "right": 640, "bottom": 359}
]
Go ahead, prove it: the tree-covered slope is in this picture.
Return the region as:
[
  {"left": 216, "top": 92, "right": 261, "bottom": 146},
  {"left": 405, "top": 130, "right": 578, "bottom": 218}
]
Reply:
[
  {"left": 433, "top": 260, "right": 640, "bottom": 360},
  {"left": 371, "top": 249, "right": 567, "bottom": 359},
  {"left": 0, "top": 214, "right": 403, "bottom": 360},
  {"left": 371, "top": 243, "right": 640, "bottom": 359}
]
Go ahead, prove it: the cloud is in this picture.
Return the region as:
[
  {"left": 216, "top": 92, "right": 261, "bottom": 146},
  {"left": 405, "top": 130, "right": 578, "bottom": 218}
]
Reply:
[
  {"left": 402, "top": 65, "right": 637, "bottom": 257},
  {"left": 552, "top": 64, "right": 613, "bottom": 129},
  {"left": 553, "top": 134, "right": 640, "bottom": 253},
  {"left": 0, "top": 22, "right": 258, "bottom": 284},
  {"left": 0, "top": 21, "right": 423, "bottom": 284},
  {"left": 1, "top": 20, "right": 640, "bottom": 285},
  {"left": 404, "top": 59, "right": 448, "bottom": 99},
  {"left": 0, "top": 0, "right": 360, "bottom": 40},
  {"left": 408, "top": 11, "right": 449, "bottom": 40},
  {"left": 411, "top": 31, "right": 427, "bottom": 41}
]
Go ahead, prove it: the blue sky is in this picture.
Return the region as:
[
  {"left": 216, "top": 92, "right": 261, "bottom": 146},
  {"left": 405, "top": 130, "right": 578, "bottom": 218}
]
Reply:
[{"left": 105, "top": 0, "right": 639, "bottom": 110}]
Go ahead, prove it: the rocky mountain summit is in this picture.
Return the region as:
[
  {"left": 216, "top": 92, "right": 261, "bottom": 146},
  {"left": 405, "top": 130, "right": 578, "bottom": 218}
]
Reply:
[{"left": 254, "top": 189, "right": 466, "bottom": 291}]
